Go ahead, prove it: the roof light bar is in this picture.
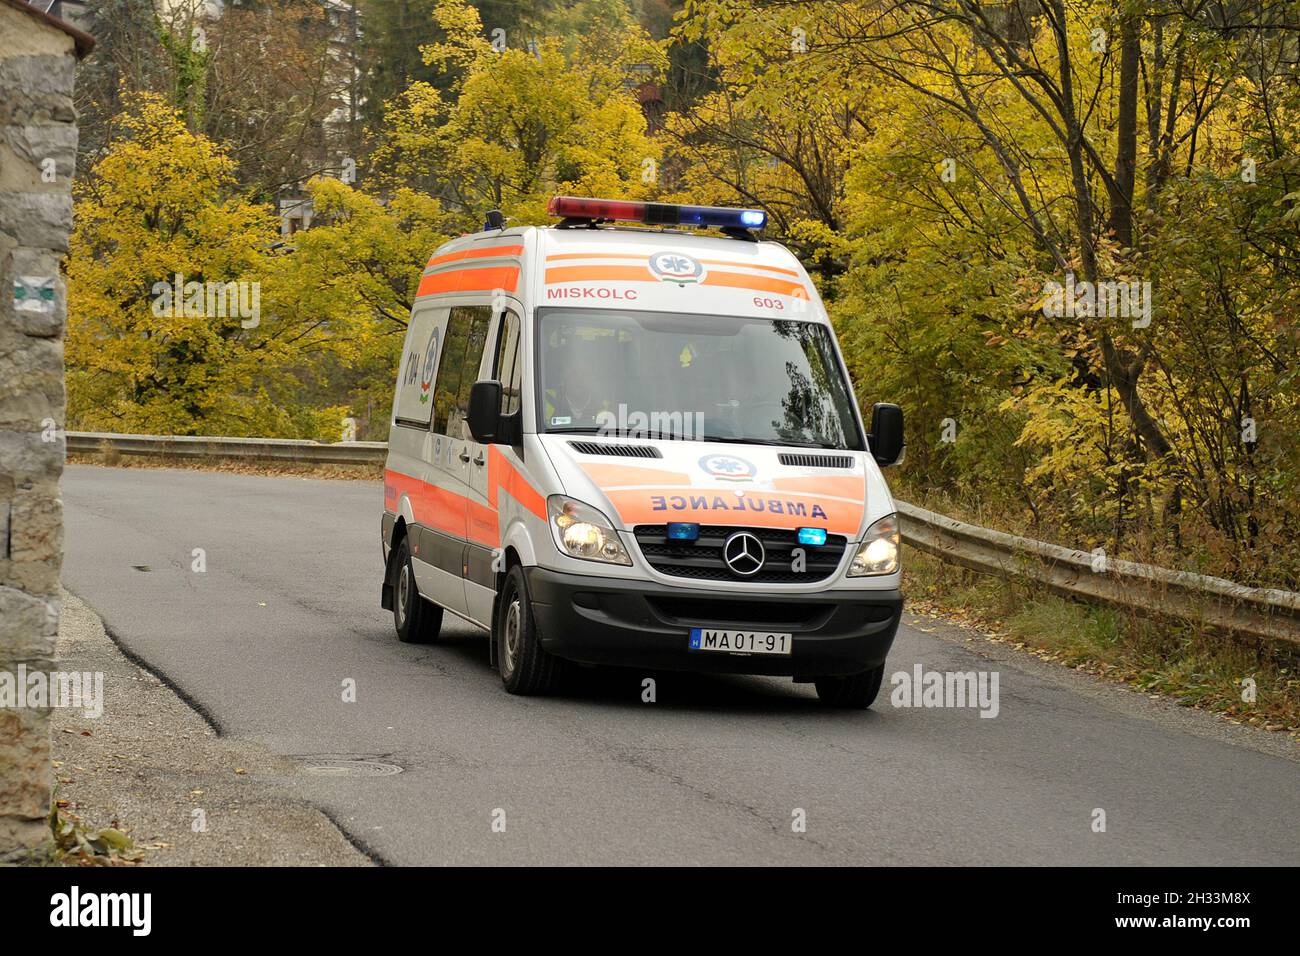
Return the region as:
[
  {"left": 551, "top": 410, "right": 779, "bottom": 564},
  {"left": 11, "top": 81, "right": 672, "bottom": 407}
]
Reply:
[{"left": 548, "top": 196, "right": 767, "bottom": 231}]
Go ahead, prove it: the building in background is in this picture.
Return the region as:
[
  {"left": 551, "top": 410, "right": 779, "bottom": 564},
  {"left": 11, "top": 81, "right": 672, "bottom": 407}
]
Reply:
[
  {"left": 152, "top": 0, "right": 364, "bottom": 234},
  {"left": 21, "top": 0, "right": 91, "bottom": 30}
]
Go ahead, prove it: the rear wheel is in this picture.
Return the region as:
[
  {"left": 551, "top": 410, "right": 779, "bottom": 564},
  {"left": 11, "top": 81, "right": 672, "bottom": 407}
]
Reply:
[
  {"left": 496, "top": 566, "right": 565, "bottom": 695},
  {"left": 815, "top": 664, "right": 886, "bottom": 709},
  {"left": 393, "top": 536, "right": 444, "bottom": 644}
]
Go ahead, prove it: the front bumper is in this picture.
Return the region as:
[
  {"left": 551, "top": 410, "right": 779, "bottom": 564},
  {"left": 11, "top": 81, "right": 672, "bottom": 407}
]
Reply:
[{"left": 524, "top": 567, "right": 901, "bottom": 677}]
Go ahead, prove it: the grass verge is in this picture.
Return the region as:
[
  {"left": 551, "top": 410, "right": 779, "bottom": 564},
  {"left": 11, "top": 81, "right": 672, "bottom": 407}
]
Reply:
[{"left": 905, "top": 546, "right": 1300, "bottom": 736}]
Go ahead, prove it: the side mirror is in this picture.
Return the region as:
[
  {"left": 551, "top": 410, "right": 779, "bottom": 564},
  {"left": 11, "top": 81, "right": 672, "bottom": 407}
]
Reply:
[
  {"left": 467, "top": 380, "right": 502, "bottom": 443},
  {"left": 868, "top": 403, "right": 905, "bottom": 466}
]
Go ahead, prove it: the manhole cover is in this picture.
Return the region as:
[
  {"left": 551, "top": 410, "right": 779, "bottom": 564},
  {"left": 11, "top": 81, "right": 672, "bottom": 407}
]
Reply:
[{"left": 301, "top": 759, "right": 403, "bottom": 778}]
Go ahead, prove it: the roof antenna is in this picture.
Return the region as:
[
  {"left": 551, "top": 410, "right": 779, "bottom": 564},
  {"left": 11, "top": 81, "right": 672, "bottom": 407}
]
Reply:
[{"left": 484, "top": 209, "right": 506, "bottom": 231}]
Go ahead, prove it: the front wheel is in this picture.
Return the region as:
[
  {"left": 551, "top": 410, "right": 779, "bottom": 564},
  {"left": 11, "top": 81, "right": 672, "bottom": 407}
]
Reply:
[
  {"left": 495, "top": 566, "right": 566, "bottom": 695},
  {"left": 393, "top": 536, "right": 444, "bottom": 644},
  {"left": 814, "top": 664, "right": 886, "bottom": 709}
]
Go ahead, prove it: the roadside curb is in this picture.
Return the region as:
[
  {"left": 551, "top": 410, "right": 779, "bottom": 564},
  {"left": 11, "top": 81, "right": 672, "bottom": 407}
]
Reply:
[{"left": 50, "top": 591, "right": 373, "bottom": 867}]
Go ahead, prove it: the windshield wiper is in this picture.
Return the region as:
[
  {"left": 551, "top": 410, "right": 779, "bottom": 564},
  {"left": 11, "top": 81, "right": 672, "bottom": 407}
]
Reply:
[
  {"left": 700, "top": 435, "right": 841, "bottom": 449},
  {"left": 550, "top": 426, "right": 699, "bottom": 441},
  {"left": 547, "top": 427, "right": 844, "bottom": 450}
]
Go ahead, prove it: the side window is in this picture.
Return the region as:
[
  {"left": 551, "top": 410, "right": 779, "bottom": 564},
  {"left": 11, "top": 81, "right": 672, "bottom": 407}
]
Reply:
[
  {"left": 430, "top": 309, "right": 468, "bottom": 436},
  {"left": 448, "top": 306, "right": 492, "bottom": 440},
  {"left": 492, "top": 311, "right": 522, "bottom": 416}
]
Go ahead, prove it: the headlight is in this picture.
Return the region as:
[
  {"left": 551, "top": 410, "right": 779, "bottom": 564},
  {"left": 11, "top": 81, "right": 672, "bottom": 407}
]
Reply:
[
  {"left": 848, "top": 513, "right": 900, "bottom": 576},
  {"left": 547, "top": 495, "right": 631, "bottom": 565}
]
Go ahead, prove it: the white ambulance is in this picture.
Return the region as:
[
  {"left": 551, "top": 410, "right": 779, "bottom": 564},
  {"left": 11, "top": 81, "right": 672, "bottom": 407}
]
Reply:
[{"left": 381, "top": 197, "right": 905, "bottom": 707}]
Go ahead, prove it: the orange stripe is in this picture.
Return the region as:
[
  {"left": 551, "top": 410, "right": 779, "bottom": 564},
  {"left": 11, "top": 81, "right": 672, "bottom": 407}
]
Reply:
[
  {"left": 545, "top": 264, "right": 653, "bottom": 284},
  {"left": 489, "top": 445, "right": 547, "bottom": 520},
  {"left": 427, "top": 244, "right": 523, "bottom": 268},
  {"left": 579, "top": 463, "right": 691, "bottom": 487},
  {"left": 467, "top": 501, "right": 499, "bottom": 548},
  {"left": 384, "top": 469, "right": 466, "bottom": 539},
  {"left": 387, "top": 456, "right": 545, "bottom": 552},
  {"left": 772, "top": 475, "right": 865, "bottom": 498},
  {"left": 699, "top": 259, "right": 801, "bottom": 277},
  {"left": 701, "top": 270, "right": 806, "bottom": 297},
  {"left": 417, "top": 265, "right": 519, "bottom": 297}
]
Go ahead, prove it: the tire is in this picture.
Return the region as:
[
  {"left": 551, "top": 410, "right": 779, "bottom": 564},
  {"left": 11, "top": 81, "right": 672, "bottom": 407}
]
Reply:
[
  {"left": 815, "top": 664, "right": 886, "bottom": 709},
  {"left": 393, "top": 536, "right": 444, "bottom": 644},
  {"left": 495, "top": 565, "right": 565, "bottom": 695}
]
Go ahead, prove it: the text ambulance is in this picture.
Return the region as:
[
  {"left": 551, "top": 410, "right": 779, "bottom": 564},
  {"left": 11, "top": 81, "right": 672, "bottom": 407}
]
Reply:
[{"left": 381, "top": 197, "right": 905, "bottom": 707}]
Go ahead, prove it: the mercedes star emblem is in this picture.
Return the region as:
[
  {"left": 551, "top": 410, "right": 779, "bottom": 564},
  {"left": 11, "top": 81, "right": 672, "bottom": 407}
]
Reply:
[{"left": 722, "top": 531, "right": 765, "bottom": 577}]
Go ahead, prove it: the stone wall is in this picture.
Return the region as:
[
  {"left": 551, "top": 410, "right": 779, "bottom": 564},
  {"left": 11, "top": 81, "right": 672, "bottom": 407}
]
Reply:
[{"left": 0, "top": 2, "right": 79, "bottom": 860}]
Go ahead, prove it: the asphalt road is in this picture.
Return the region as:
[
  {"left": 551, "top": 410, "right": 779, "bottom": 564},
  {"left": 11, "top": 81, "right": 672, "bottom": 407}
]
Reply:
[{"left": 61, "top": 465, "right": 1299, "bottom": 865}]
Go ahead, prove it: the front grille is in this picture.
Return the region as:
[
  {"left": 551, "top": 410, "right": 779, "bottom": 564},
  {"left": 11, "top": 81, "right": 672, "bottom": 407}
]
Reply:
[
  {"left": 633, "top": 524, "right": 847, "bottom": 583},
  {"left": 777, "top": 453, "right": 854, "bottom": 468},
  {"left": 568, "top": 441, "right": 662, "bottom": 458},
  {"left": 646, "top": 596, "right": 832, "bottom": 628}
]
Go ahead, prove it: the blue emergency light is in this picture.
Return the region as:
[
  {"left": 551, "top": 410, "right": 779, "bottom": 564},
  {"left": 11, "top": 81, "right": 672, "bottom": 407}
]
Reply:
[
  {"left": 797, "top": 527, "right": 828, "bottom": 546},
  {"left": 667, "top": 522, "right": 700, "bottom": 541},
  {"left": 548, "top": 196, "right": 767, "bottom": 232}
]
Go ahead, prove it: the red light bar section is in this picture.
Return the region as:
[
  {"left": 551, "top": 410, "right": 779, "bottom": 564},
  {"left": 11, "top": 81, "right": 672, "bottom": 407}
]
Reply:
[{"left": 547, "top": 196, "right": 646, "bottom": 221}]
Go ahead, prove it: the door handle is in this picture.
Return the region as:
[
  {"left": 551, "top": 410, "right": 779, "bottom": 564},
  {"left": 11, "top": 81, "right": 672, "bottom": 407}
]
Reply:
[
  {"left": 473, "top": 452, "right": 486, "bottom": 466},
  {"left": 458, "top": 449, "right": 471, "bottom": 463}
]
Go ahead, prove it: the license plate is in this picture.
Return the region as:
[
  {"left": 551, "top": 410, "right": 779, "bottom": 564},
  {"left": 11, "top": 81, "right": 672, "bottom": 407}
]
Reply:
[{"left": 688, "top": 628, "right": 792, "bottom": 656}]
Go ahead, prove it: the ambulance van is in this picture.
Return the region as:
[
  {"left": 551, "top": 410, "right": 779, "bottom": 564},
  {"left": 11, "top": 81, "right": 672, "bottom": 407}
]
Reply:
[{"left": 380, "top": 197, "right": 905, "bottom": 707}]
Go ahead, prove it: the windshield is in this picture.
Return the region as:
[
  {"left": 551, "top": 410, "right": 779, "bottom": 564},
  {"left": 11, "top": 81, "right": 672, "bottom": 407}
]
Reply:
[{"left": 537, "top": 308, "right": 864, "bottom": 450}]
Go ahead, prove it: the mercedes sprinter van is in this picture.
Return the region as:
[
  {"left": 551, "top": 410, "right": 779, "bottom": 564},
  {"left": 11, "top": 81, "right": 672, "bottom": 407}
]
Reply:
[{"left": 381, "top": 197, "right": 905, "bottom": 707}]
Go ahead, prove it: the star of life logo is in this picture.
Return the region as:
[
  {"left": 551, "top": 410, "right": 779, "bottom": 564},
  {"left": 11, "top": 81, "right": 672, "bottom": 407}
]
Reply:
[
  {"left": 699, "top": 453, "right": 757, "bottom": 481},
  {"left": 648, "top": 251, "right": 706, "bottom": 284}
]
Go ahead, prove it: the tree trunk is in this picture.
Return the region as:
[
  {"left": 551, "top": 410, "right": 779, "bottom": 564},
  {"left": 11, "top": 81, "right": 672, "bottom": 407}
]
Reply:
[{"left": 1110, "top": 13, "right": 1141, "bottom": 249}]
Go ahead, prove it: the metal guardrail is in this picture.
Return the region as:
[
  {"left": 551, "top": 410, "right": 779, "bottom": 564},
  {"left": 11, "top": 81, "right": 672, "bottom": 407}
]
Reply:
[
  {"left": 67, "top": 431, "right": 1300, "bottom": 645},
  {"left": 897, "top": 501, "right": 1300, "bottom": 646},
  {"left": 66, "top": 431, "right": 388, "bottom": 466}
]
